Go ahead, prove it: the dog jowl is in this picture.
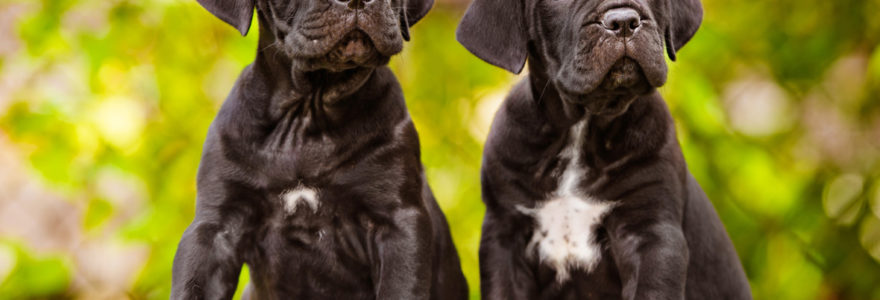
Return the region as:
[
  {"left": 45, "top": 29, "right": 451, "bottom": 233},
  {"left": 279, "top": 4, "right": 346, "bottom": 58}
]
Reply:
[
  {"left": 170, "top": 0, "right": 468, "bottom": 299},
  {"left": 458, "top": 0, "right": 751, "bottom": 299}
]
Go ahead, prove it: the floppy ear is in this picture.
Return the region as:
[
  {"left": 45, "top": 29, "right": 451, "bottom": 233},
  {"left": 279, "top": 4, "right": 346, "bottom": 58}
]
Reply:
[
  {"left": 399, "top": 0, "right": 434, "bottom": 41},
  {"left": 197, "top": 0, "right": 256, "bottom": 36},
  {"left": 664, "top": 0, "right": 702, "bottom": 61},
  {"left": 455, "top": 0, "right": 528, "bottom": 74}
]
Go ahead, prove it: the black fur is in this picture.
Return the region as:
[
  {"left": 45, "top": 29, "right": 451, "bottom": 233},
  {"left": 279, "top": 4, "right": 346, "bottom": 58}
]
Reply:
[
  {"left": 171, "top": 0, "right": 467, "bottom": 299},
  {"left": 457, "top": 0, "right": 751, "bottom": 299}
]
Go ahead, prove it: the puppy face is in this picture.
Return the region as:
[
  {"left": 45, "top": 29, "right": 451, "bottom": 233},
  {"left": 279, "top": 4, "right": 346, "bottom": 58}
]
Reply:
[
  {"left": 538, "top": 0, "right": 667, "bottom": 113},
  {"left": 197, "top": 0, "right": 433, "bottom": 72},
  {"left": 263, "top": 0, "right": 404, "bottom": 71},
  {"left": 457, "top": 0, "right": 702, "bottom": 115}
]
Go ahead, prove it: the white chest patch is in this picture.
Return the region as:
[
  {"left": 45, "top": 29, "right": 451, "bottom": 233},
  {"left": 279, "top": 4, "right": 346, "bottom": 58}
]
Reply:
[
  {"left": 518, "top": 120, "right": 615, "bottom": 282},
  {"left": 281, "top": 186, "right": 320, "bottom": 215}
]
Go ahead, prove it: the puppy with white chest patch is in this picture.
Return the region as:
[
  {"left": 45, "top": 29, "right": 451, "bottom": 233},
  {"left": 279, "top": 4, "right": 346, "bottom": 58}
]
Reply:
[
  {"left": 457, "top": 0, "right": 752, "bottom": 299},
  {"left": 170, "top": 0, "right": 468, "bottom": 298}
]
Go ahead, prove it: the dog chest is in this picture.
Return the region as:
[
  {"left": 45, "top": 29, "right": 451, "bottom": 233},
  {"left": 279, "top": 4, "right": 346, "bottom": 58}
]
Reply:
[
  {"left": 519, "top": 120, "right": 615, "bottom": 282},
  {"left": 281, "top": 185, "right": 321, "bottom": 215},
  {"left": 264, "top": 185, "right": 379, "bottom": 266},
  {"left": 520, "top": 195, "right": 614, "bottom": 283}
]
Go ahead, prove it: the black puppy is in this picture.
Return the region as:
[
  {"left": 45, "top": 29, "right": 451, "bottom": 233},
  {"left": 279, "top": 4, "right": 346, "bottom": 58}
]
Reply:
[
  {"left": 170, "top": 0, "right": 468, "bottom": 299},
  {"left": 457, "top": 0, "right": 751, "bottom": 299}
]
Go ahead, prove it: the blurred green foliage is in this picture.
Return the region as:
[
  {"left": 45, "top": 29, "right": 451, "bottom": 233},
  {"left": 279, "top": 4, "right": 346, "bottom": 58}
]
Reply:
[{"left": 0, "top": 0, "right": 879, "bottom": 299}]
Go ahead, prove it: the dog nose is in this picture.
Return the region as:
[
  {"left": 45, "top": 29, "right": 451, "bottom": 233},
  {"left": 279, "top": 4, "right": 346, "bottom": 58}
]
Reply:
[
  {"left": 337, "top": 0, "right": 373, "bottom": 10},
  {"left": 602, "top": 8, "right": 641, "bottom": 37}
]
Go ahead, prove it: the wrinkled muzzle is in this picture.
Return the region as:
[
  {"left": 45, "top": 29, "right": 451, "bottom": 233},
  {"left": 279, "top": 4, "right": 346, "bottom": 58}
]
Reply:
[{"left": 556, "top": 3, "right": 668, "bottom": 101}]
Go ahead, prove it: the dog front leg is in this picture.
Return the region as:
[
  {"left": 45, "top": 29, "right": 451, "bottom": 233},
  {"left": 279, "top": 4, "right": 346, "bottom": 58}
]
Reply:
[
  {"left": 479, "top": 210, "right": 536, "bottom": 300},
  {"left": 607, "top": 216, "right": 689, "bottom": 300},
  {"left": 171, "top": 220, "right": 244, "bottom": 300},
  {"left": 373, "top": 206, "right": 434, "bottom": 299}
]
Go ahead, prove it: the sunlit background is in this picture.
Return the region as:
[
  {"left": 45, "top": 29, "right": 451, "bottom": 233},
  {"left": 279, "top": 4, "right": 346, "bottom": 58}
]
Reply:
[{"left": 1, "top": 0, "right": 879, "bottom": 299}]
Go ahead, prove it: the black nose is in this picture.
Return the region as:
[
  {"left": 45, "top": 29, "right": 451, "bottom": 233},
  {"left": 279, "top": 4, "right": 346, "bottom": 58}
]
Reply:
[
  {"left": 336, "top": 0, "right": 373, "bottom": 9},
  {"left": 602, "top": 8, "right": 641, "bottom": 37}
]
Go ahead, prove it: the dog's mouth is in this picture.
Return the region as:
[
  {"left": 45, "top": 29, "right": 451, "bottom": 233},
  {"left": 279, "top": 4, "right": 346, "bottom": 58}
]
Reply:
[
  {"left": 322, "top": 30, "right": 387, "bottom": 71},
  {"left": 560, "top": 57, "right": 653, "bottom": 115},
  {"left": 584, "top": 57, "right": 653, "bottom": 114},
  {"left": 293, "top": 29, "right": 395, "bottom": 72},
  {"left": 600, "top": 57, "right": 647, "bottom": 91}
]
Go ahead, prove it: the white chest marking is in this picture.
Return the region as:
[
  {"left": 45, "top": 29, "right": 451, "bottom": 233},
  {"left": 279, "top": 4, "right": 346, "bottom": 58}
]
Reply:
[
  {"left": 518, "top": 120, "right": 615, "bottom": 282},
  {"left": 281, "top": 186, "right": 320, "bottom": 214}
]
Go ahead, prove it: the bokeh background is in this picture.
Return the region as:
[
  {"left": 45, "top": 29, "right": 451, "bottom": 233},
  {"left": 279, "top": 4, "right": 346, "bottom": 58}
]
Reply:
[{"left": 1, "top": 0, "right": 879, "bottom": 298}]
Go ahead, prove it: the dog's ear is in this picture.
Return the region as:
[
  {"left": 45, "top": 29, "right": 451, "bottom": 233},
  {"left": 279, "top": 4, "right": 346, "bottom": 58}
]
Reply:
[
  {"left": 456, "top": 0, "right": 528, "bottom": 74},
  {"left": 398, "top": 0, "right": 434, "bottom": 41},
  {"left": 664, "top": 0, "right": 702, "bottom": 61},
  {"left": 197, "top": 0, "right": 256, "bottom": 36}
]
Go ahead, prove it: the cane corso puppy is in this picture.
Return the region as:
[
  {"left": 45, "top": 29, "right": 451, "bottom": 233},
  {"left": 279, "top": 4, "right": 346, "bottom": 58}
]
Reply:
[
  {"left": 170, "top": 0, "right": 469, "bottom": 298},
  {"left": 457, "top": 0, "right": 751, "bottom": 299}
]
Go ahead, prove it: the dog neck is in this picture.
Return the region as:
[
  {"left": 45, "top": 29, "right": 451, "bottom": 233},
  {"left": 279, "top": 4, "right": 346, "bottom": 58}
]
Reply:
[
  {"left": 523, "top": 52, "right": 673, "bottom": 161},
  {"left": 524, "top": 54, "right": 609, "bottom": 129}
]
